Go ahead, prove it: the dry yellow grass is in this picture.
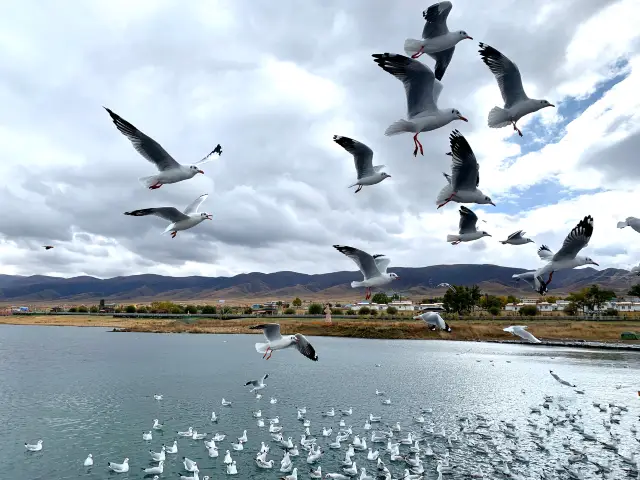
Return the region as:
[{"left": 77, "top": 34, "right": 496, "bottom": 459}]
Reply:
[{"left": 1, "top": 315, "right": 639, "bottom": 343}]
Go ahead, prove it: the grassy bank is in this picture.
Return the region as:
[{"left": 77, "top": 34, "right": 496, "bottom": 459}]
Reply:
[{"left": 1, "top": 315, "right": 639, "bottom": 343}]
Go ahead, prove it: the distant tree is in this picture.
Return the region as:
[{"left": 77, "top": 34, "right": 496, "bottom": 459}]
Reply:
[
  {"left": 358, "top": 306, "right": 371, "bottom": 315},
  {"left": 243, "top": 307, "right": 253, "bottom": 314},
  {"left": 68, "top": 307, "right": 77, "bottom": 313},
  {"left": 386, "top": 306, "right": 398, "bottom": 315},
  {"left": 184, "top": 305, "right": 198, "bottom": 314},
  {"left": 284, "top": 308, "right": 296, "bottom": 315},
  {"left": 151, "top": 301, "right": 181, "bottom": 313},
  {"left": 89, "top": 306, "right": 98, "bottom": 313},
  {"left": 519, "top": 305, "right": 537, "bottom": 316},
  {"left": 308, "top": 303, "right": 323, "bottom": 315},
  {"left": 331, "top": 308, "right": 343, "bottom": 315},
  {"left": 604, "top": 308, "right": 618, "bottom": 316},
  {"left": 220, "top": 306, "right": 232, "bottom": 315},
  {"left": 568, "top": 285, "right": 615, "bottom": 312},
  {"left": 125, "top": 305, "right": 137, "bottom": 313},
  {"left": 371, "top": 293, "right": 390, "bottom": 304},
  {"left": 369, "top": 309, "right": 378, "bottom": 317},
  {"left": 346, "top": 309, "right": 356, "bottom": 315},
  {"left": 442, "top": 285, "right": 482, "bottom": 315},
  {"left": 78, "top": 305, "right": 88, "bottom": 313},
  {"left": 137, "top": 306, "right": 148, "bottom": 313},
  {"left": 292, "top": 297, "right": 302, "bottom": 307},
  {"left": 480, "top": 294, "right": 504, "bottom": 310},
  {"left": 390, "top": 293, "right": 400, "bottom": 301},
  {"left": 544, "top": 296, "right": 559, "bottom": 304},
  {"left": 506, "top": 295, "right": 518, "bottom": 305},
  {"left": 628, "top": 284, "right": 640, "bottom": 297},
  {"left": 488, "top": 306, "right": 500, "bottom": 316},
  {"left": 114, "top": 308, "right": 122, "bottom": 313},
  {"left": 201, "top": 305, "right": 216, "bottom": 314},
  {"left": 563, "top": 302, "right": 579, "bottom": 316}
]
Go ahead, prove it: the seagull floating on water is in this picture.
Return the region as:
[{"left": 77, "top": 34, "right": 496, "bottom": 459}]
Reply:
[
  {"left": 333, "top": 135, "right": 391, "bottom": 194},
  {"left": 107, "top": 458, "right": 129, "bottom": 473},
  {"left": 333, "top": 245, "right": 399, "bottom": 300},
  {"left": 447, "top": 206, "right": 491, "bottom": 245},
  {"left": 478, "top": 43, "right": 554, "bottom": 137},
  {"left": 372, "top": 53, "right": 467, "bottom": 156},
  {"left": 504, "top": 325, "right": 541, "bottom": 343},
  {"left": 249, "top": 323, "right": 318, "bottom": 361},
  {"left": 83, "top": 454, "right": 93, "bottom": 467},
  {"left": 25, "top": 440, "right": 43, "bottom": 452},
  {"left": 500, "top": 230, "right": 534, "bottom": 245},
  {"left": 104, "top": 107, "right": 221, "bottom": 189}
]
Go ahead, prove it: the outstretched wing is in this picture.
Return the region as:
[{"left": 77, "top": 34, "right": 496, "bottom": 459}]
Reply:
[
  {"left": 333, "top": 245, "right": 382, "bottom": 280},
  {"left": 537, "top": 245, "right": 554, "bottom": 260},
  {"left": 333, "top": 135, "right": 375, "bottom": 179},
  {"left": 421, "top": 1, "right": 452, "bottom": 39},
  {"left": 478, "top": 43, "right": 528, "bottom": 107},
  {"left": 249, "top": 323, "right": 282, "bottom": 342},
  {"left": 507, "top": 230, "right": 524, "bottom": 240},
  {"left": 245, "top": 379, "right": 260, "bottom": 387},
  {"left": 194, "top": 144, "right": 223, "bottom": 165},
  {"left": 183, "top": 194, "right": 208, "bottom": 215},
  {"left": 124, "top": 207, "right": 189, "bottom": 223},
  {"left": 449, "top": 130, "right": 479, "bottom": 191},
  {"left": 294, "top": 334, "right": 318, "bottom": 361},
  {"left": 373, "top": 254, "right": 391, "bottom": 274},
  {"left": 553, "top": 216, "right": 594, "bottom": 261},
  {"left": 458, "top": 206, "right": 478, "bottom": 234}
]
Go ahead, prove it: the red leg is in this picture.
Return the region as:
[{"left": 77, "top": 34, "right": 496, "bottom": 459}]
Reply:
[
  {"left": 512, "top": 121, "right": 523, "bottom": 137},
  {"left": 365, "top": 288, "right": 371, "bottom": 300},
  {"left": 263, "top": 347, "right": 270, "bottom": 359},
  {"left": 171, "top": 231, "right": 177, "bottom": 238},
  {"left": 266, "top": 351, "right": 272, "bottom": 360},
  {"left": 412, "top": 135, "right": 419, "bottom": 157},
  {"left": 149, "top": 182, "right": 162, "bottom": 190},
  {"left": 411, "top": 46, "right": 424, "bottom": 59},
  {"left": 437, "top": 192, "right": 456, "bottom": 209},
  {"left": 546, "top": 271, "right": 554, "bottom": 285},
  {"left": 416, "top": 136, "right": 424, "bottom": 156}
]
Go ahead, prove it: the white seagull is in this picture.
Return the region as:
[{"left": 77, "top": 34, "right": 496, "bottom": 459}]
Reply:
[
  {"left": 404, "top": 1, "right": 472, "bottom": 79},
  {"left": 333, "top": 135, "right": 391, "bottom": 193},
  {"left": 104, "top": 107, "right": 221, "bottom": 189},
  {"left": 413, "top": 312, "right": 452, "bottom": 332},
  {"left": 249, "top": 323, "right": 318, "bottom": 361},
  {"left": 534, "top": 216, "right": 598, "bottom": 290},
  {"left": 372, "top": 53, "right": 467, "bottom": 157},
  {"left": 500, "top": 230, "right": 534, "bottom": 245},
  {"left": 447, "top": 206, "right": 491, "bottom": 245},
  {"left": 617, "top": 217, "right": 640, "bottom": 233},
  {"left": 141, "top": 460, "right": 164, "bottom": 475},
  {"left": 512, "top": 271, "right": 550, "bottom": 295},
  {"left": 124, "top": 193, "right": 212, "bottom": 238},
  {"left": 503, "top": 325, "right": 541, "bottom": 344},
  {"left": 245, "top": 374, "right": 269, "bottom": 393},
  {"left": 436, "top": 130, "right": 494, "bottom": 209},
  {"left": 83, "top": 454, "right": 93, "bottom": 467},
  {"left": 478, "top": 43, "right": 554, "bottom": 137},
  {"left": 108, "top": 458, "right": 129, "bottom": 473},
  {"left": 333, "top": 245, "right": 399, "bottom": 300},
  {"left": 24, "top": 440, "right": 43, "bottom": 452}
]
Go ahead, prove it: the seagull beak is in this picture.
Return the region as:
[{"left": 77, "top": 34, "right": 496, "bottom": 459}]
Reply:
[
  {"left": 490, "top": 201, "right": 496, "bottom": 206},
  {"left": 592, "top": 261, "right": 599, "bottom": 266},
  {"left": 549, "top": 104, "right": 555, "bottom": 108},
  {"left": 198, "top": 169, "right": 205, "bottom": 174},
  {"left": 466, "top": 35, "right": 473, "bottom": 40},
  {"left": 458, "top": 115, "right": 468, "bottom": 122},
  {"left": 206, "top": 215, "right": 213, "bottom": 220}
]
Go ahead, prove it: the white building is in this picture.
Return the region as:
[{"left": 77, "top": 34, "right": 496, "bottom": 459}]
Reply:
[
  {"left": 387, "top": 300, "right": 414, "bottom": 311},
  {"left": 350, "top": 301, "right": 382, "bottom": 311},
  {"left": 417, "top": 303, "right": 445, "bottom": 312}
]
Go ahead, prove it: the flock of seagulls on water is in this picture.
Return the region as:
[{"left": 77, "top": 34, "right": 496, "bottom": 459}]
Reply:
[{"left": 24, "top": 365, "right": 639, "bottom": 479}]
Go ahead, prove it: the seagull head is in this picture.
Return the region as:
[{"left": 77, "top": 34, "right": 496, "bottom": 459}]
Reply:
[
  {"left": 538, "top": 99, "right": 555, "bottom": 109},
  {"left": 457, "top": 30, "right": 473, "bottom": 40},
  {"left": 481, "top": 231, "right": 492, "bottom": 238},
  {"left": 526, "top": 238, "right": 535, "bottom": 244},
  {"left": 290, "top": 335, "right": 298, "bottom": 343},
  {"left": 200, "top": 212, "right": 213, "bottom": 220},
  {"left": 451, "top": 109, "right": 468, "bottom": 122},
  {"left": 584, "top": 257, "right": 599, "bottom": 266},
  {"left": 480, "top": 195, "right": 495, "bottom": 206},
  {"left": 389, "top": 272, "right": 400, "bottom": 280},
  {"left": 189, "top": 165, "right": 205, "bottom": 175}
]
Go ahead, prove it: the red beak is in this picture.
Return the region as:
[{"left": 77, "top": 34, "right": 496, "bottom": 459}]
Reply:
[
  {"left": 198, "top": 169, "right": 205, "bottom": 174},
  {"left": 466, "top": 36, "right": 473, "bottom": 40},
  {"left": 206, "top": 215, "right": 213, "bottom": 220},
  {"left": 458, "top": 116, "right": 468, "bottom": 122}
]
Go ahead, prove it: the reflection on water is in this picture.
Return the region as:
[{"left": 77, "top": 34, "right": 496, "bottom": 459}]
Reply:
[{"left": 0, "top": 326, "right": 638, "bottom": 479}]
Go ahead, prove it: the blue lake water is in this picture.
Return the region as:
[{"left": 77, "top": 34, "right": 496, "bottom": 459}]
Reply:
[{"left": 0, "top": 325, "right": 638, "bottom": 479}]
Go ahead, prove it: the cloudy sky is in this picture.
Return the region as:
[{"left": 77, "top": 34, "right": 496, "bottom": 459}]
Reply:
[{"left": 0, "top": 0, "right": 639, "bottom": 279}]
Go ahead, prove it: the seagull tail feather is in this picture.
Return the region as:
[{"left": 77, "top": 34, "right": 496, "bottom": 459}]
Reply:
[
  {"left": 617, "top": 221, "right": 628, "bottom": 229},
  {"left": 255, "top": 343, "right": 269, "bottom": 354},
  {"left": 487, "top": 106, "right": 511, "bottom": 128},
  {"left": 403, "top": 38, "right": 424, "bottom": 57},
  {"left": 139, "top": 175, "right": 159, "bottom": 188},
  {"left": 446, "top": 234, "right": 460, "bottom": 243},
  {"left": 384, "top": 119, "right": 413, "bottom": 136}
]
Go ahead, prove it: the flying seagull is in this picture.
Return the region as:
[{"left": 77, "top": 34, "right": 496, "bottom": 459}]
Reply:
[
  {"left": 42, "top": 245, "right": 54, "bottom": 250},
  {"left": 446, "top": 206, "right": 491, "bottom": 245},
  {"left": 372, "top": 53, "right": 467, "bottom": 157},
  {"left": 436, "top": 130, "right": 495, "bottom": 209},
  {"left": 104, "top": 107, "right": 222, "bottom": 189},
  {"left": 534, "top": 216, "right": 598, "bottom": 289},
  {"left": 500, "top": 230, "right": 534, "bottom": 245},
  {"left": 249, "top": 324, "right": 318, "bottom": 362},
  {"left": 245, "top": 374, "right": 269, "bottom": 393},
  {"left": 437, "top": 282, "right": 456, "bottom": 291},
  {"left": 549, "top": 370, "right": 576, "bottom": 388},
  {"left": 503, "top": 325, "right": 541, "bottom": 343},
  {"left": 512, "top": 271, "right": 549, "bottom": 296},
  {"left": 124, "top": 193, "right": 212, "bottom": 238},
  {"left": 332, "top": 245, "right": 399, "bottom": 300},
  {"left": 404, "top": 1, "right": 472, "bottom": 80},
  {"left": 413, "top": 312, "right": 452, "bottom": 332},
  {"left": 333, "top": 135, "right": 391, "bottom": 193},
  {"left": 617, "top": 217, "right": 640, "bottom": 233},
  {"left": 478, "top": 43, "right": 554, "bottom": 137}
]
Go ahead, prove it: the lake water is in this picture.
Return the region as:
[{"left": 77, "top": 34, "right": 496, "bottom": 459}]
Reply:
[{"left": 0, "top": 325, "right": 638, "bottom": 480}]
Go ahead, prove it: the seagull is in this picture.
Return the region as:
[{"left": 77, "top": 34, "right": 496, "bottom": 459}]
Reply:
[
  {"left": 535, "top": 216, "right": 598, "bottom": 290},
  {"left": 478, "top": 43, "right": 554, "bottom": 137},
  {"left": 249, "top": 323, "right": 318, "bottom": 361},
  {"left": 413, "top": 312, "right": 452, "bottom": 332},
  {"left": 512, "top": 271, "right": 549, "bottom": 295},
  {"left": 549, "top": 370, "right": 576, "bottom": 388},
  {"left": 141, "top": 460, "right": 164, "bottom": 475},
  {"left": 500, "top": 230, "right": 534, "bottom": 245},
  {"left": 42, "top": 245, "right": 54, "bottom": 250},
  {"left": 447, "top": 206, "right": 491, "bottom": 245},
  {"left": 245, "top": 374, "right": 269, "bottom": 393},
  {"left": 104, "top": 107, "right": 221, "bottom": 189},
  {"left": 436, "top": 130, "right": 494, "bottom": 209},
  {"left": 404, "top": 1, "right": 472, "bottom": 79},
  {"left": 503, "top": 325, "right": 541, "bottom": 343},
  {"left": 84, "top": 454, "right": 93, "bottom": 467},
  {"left": 152, "top": 419, "right": 163, "bottom": 430},
  {"left": 617, "top": 217, "right": 640, "bottom": 233},
  {"left": 123, "top": 193, "right": 212, "bottom": 238},
  {"left": 333, "top": 135, "right": 391, "bottom": 193},
  {"left": 437, "top": 282, "right": 456, "bottom": 291},
  {"left": 333, "top": 245, "right": 399, "bottom": 300},
  {"left": 25, "top": 440, "right": 43, "bottom": 452},
  {"left": 107, "top": 458, "right": 129, "bottom": 473},
  {"left": 153, "top": 394, "right": 163, "bottom": 400},
  {"left": 372, "top": 53, "right": 467, "bottom": 156}
]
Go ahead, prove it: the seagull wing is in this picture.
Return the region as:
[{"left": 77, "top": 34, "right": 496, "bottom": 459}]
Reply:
[
  {"left": 104, "top": 107, "right": 180, "bottom": 171},
  {"left": 449, "top": 130, "right": 479, "bottom": 192},
  {"left": 372, "top": 53, "right": 438, "bottom": 117},
  {"left": 183, "top": 194, "right": 208, "bottom": 215},
  {"left": 249, "top": 323, "right": 283, "bottom": 342},
  {"left": 333, "top": 135, "right": 375, "bottom": 179},
  {"left": 294, "top": 334, "right": 318, "bottom": 361},
  {"left": 124, "top": 207, "right": 189, "bottom": 223},
  {"left": 458, "top": 206, "right": 478, "bottom": 234},
  {"left": 507, "top": 230, "right": 524, "bottom": 240},
  {"left": 194, "top": 144, "right": 223, "bottom": 165},
  {"left": 514, "top": 326, "right": 541, "bottom": 343},
  {"left": 478, "top": 43, "right": 528, "bottom": 108},
  {"left": 333, "top": 245, "right": 382, "bottom": 280},
  {"left": 537, "top": 245, "right": 554, "bottom": 260},
  {"left": 553, "top": 216, "right": 594, "bottom": 261},
  {"left": 373, "top": 255, "right": 391, "bottom": 274},
  {"left": 427, "top": 48, "right": 455, "bottom": 81},
  {"left": 421, "top": 1, "right": 452, "bottom": 38},
  {"left": 245, "top": 379, "right": 260, "bottom": 387}
]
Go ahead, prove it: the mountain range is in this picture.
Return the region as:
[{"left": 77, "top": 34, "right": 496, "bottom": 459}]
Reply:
[{"left": 0, "top": 264, "right": 636, "bottom": 305}]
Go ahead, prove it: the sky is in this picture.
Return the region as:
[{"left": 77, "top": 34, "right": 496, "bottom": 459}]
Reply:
[{"left": 0, "top": 0, "right": 639, "bottom": 279}]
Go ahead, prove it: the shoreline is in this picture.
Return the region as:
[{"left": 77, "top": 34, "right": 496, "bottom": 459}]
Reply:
[{"left": 1, "top": 315, "right": 639, "bottom": 350}]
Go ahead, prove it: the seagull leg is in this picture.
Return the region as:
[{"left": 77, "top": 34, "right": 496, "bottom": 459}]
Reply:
[
  {"left": 411, "top": 46, "right": 424, "bottom": 59},
  {"left": 546, "top": 271, "right": 554, "bottom": 286},
  {"left": 266, "top": 350, "right": 273, "bottom": 360},
  {"left": 451, "top": 241, "right": 461, "bottom": 245},
  {"left": 512, "top": 121, "right": 523, "bottom": 137},
  {"left": 355, "top": 185, "right": 363, "bottom": 193},
  {"left": 365, "top": 288, "right": 371, "bottom": 300},
  {"left": 171, "top": 231, "right": 177, "bottom": 238},
  {"left": 149, "top": 182, "right": 162, "bottom": 190},
  {"left": 414, "top": 134, "right": 424, "bottom": 156},
  {"left": 262, "top": 347, "right": 271, "bottom": 359},
  {"left": 437, "top": 192, "right": 456, "bottom": 209}
]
